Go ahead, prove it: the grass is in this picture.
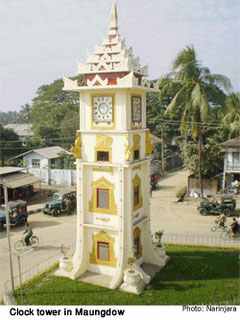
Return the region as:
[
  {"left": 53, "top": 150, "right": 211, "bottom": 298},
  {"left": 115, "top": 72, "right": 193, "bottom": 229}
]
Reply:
[{"left": 15, "top": 245, "right": 240, "bottom": 305}]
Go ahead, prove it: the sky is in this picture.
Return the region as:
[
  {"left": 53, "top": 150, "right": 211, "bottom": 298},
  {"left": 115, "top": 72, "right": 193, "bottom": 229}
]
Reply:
[{"left": 0, "top": 0, "right": 239, "bottom": 111}]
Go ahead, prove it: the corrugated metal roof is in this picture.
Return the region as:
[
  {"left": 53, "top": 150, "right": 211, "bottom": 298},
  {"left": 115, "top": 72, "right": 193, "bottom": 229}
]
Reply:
[
  {"left": 10, "top": 146, "right": 70, "bottom": 160},
  {"left": 0, "top": 172, "right": 40, "bottom": 189},
  {"left": 0, "top": 167, "right": 24, "bottom": 176},
  {"left": 222, "top": 137, "right": 240, "bottom": 148},
  {"left": 34, "top": 146, "right": 69, "bottom": 159}
]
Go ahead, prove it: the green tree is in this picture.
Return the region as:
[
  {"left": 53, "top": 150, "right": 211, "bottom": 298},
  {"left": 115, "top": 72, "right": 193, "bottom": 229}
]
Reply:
[
  {"left": 0, "top": 111, "right": 18, "bottom": 125},
  {"left": 17, "top": 104, "right": 31, "bottom": 123},
  {"left": 165, "top": 46, "right": 231, "bottom": 196},
  {"left": 30, "top": 79, "right": 79, "bottom": 147},
  {"left": 222, "top": 93, "right": 240, "bottom": 138},
  {"left": 180, "top": 136, "right": 223, "bottom": 178},
  {"left": 0, "top": 125, "right": 23, "bottom": 166}
]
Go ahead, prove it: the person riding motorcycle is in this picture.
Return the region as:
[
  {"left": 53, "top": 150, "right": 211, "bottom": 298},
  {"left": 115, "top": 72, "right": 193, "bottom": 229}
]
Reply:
[
  {"left": 230, "top": 218, "right": 238, "bottom": 237},
  {"left": 215, "top": 214, "right": 226, "bottom": 228},
  {"left": 23, "top": 222, "right": 33, "bottom": 246}
]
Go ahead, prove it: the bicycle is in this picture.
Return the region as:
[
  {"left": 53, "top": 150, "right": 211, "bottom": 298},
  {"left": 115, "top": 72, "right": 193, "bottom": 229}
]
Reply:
[
  {"left": 211, "top": 222, "right": 228, "bottom": 232},
  {"left": 14, "top": 235, "right": 39, "bottom": 252}
]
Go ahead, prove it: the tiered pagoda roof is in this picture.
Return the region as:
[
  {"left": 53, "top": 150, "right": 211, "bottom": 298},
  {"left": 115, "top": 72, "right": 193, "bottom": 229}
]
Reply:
[{"left": 63, "top": 3, "right": 158, "bottom": 92}]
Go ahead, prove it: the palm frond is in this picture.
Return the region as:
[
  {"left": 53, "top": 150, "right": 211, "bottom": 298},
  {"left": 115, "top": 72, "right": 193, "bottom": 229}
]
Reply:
[
  {"left": 173, "top": 46, "right": 197, "bottom": 70},
  {"left": 165, "top": 86, "right": 186, "bottom": 115},
  {"left": 205, "top": 74, "right": 232, "bottom": 92}
]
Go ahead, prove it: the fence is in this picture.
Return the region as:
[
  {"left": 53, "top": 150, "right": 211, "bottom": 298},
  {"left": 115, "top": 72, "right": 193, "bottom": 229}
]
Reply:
[
  {"left": 3, "top": 254, "right": 60, "bottom": 305},
  {"left": 162, "top": 232, "right": 240, "bottom": 248},
  {"left": 2, "top": 232, "right": 239, "bottom": 305}
]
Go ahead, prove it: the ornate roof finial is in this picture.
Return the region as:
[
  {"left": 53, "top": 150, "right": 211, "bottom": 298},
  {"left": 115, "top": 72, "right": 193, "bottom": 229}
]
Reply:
[{"left": 109, "top": 2, "right": 118, "bottom": 34}]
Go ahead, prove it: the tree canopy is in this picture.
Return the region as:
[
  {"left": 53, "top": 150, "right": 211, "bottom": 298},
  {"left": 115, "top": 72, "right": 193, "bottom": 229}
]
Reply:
[
  {"left": 0, "top": 124, "right": 23, "bottom": 165},
  {"left": 30, "top": 79, "right": 79, "bottom": 148}
]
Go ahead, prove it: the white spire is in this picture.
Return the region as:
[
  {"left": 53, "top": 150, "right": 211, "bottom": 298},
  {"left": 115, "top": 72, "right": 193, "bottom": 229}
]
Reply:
[{"left": 109, "top": 2, "right": 118, "bottom": 33}]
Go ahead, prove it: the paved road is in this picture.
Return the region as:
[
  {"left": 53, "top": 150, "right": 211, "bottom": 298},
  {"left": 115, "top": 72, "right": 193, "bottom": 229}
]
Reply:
[
  {"left": 0, "top": 169, "right": 239, "bottom": 300},
  {"left": 151, "top": 170, "right": 239, "bottom": 236},
  {"left": 0, "top": 213, "right": 76, "bottom": 300}
]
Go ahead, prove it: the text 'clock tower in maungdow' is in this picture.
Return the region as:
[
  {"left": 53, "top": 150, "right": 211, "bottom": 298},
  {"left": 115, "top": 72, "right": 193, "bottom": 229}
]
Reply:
[{"left": 56, "top": 2, "right": 168, "bottom": 294}]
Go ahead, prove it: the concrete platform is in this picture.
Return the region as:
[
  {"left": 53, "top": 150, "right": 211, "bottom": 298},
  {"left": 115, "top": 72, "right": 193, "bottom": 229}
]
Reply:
[{"left": 79, "top": 271, "right": 113, "bottom": 289}]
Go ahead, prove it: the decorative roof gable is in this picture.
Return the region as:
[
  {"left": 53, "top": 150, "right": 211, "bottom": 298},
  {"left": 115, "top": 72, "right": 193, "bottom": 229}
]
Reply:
[{"left": 78, "top": 3, "right": 148, "bottom": 77}]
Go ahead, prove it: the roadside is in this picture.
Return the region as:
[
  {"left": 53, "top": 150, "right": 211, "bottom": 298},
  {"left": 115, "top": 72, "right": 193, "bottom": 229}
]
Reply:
[
  {"left": 0, "top": 169, "right": 239, "bottom": 301},
  {"left": 151, "top": 169, "right": 240, "bottom": 238}
]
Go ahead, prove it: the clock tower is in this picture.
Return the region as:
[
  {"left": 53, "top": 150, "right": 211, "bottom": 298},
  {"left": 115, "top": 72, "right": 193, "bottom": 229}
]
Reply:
[{"left": 57, "top": 2, "right": 168, "bottom": 293}]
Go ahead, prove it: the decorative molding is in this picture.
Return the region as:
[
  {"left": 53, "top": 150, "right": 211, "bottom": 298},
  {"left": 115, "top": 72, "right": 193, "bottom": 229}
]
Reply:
[
  {"left": 93, "top": 166, "right": 113, "bottom": 173},
  {"left": 133, "top": 134, "right": 141, "bottom": 150},
  {"left": 96, "top": 135, "right": 113, "bottom": 149},
  {"left": 63, "top": 77, "right": 78, "bottom": 91},
  {"left": 96, "top": 217, "right": 111, "bottom": 223},
  {"left": 133, "top": 165, "right": 141, "bottom": 171},
  {"left": 87, "top": 74, "right": 109, "bottom": 87},
  {"left": 95, "top": 135, "right": 113, "bottom": 162},
  {"left": 89, "top": 231, "right": 117, "bottom": 267},
  {"left": 132, "top": 174, "right": 143, "bottom": 211},
  {"left": 89, "top": 177, "right": 117, "bottom": 215},
  {"left": 145, "top": 131, "right": 153, "bottom": 156},
  {"left": 70, "top": 132, "right": 81, "bottom": 159},
  {"left": 117, "top": 72, "right": 138, "bottom": 87},
  {"left": 125, "top": 134, "right": 141, "bottom": 161}
]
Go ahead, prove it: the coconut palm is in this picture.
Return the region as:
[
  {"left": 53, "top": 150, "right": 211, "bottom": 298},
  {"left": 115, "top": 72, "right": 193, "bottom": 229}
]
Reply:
[
  {"left": 223, "top": 93, "right": 240, "bottom": 138},
  {"left": 165, "top": 46, "right": 231, "bottom": 196}
]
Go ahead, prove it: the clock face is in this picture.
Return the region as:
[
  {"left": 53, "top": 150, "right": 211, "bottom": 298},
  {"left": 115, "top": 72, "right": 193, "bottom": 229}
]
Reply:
[
  {"left": 93, "top": 96, "right": 113, "bottom": 124},
  {"left": 132, "top": 96, "right": 142, "bottom": 123}
]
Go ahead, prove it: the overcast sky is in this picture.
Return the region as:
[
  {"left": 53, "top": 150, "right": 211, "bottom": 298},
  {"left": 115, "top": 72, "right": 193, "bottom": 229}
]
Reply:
[{"left": 0, "top": 0, "right": 239, "bottom": 111}]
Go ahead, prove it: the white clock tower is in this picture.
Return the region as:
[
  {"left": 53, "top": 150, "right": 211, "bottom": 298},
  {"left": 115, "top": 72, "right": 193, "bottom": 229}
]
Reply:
[{"left": 57, "top": 3, "right": 168, "bottom": 293}]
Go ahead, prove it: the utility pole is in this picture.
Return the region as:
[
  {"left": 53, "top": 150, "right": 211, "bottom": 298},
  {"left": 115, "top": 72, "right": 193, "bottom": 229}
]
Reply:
[
  {"left": 198, "top": 132, "right": 204, "bottom": 198},
  {"left": 3, "top": 183, "right": 15, "bottom": 292},
  {"left": 161, "top": 126, "right": 165, "bottom": 176}
]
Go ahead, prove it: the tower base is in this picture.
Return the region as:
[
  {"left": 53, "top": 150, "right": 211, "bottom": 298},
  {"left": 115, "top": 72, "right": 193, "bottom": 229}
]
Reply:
[{"left": 55, "top": 247, "right": 169, "bottom": 295}]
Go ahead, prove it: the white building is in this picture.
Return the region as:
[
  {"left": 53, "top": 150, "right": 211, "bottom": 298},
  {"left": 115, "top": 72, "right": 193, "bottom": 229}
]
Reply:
[
  {"left": 57, "top": 3, "right": 168, "bottom": 293},
  {"left": 11, "top": 146, "right": 74, "bottom": 186},
  {"left": 222, "top": 137, "right": 240, "bottom": 190},
  {"left": 13, "top": 146, "right": 68, "bottom": 169}
]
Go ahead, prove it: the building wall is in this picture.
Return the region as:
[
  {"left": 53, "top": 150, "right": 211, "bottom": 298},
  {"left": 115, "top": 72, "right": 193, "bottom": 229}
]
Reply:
[
  {"left": 75, "top": 159, "right": 150, "bottom": 276},
  {"left": 23, "top": 152, "right": 49, "bottom": 169},
  {"left": 81, "top": 132, "right": 147, "bottom": 164},
  {"left": 27, "top": 168, "right": 76, "bottom": 186},
  {"left": 224, "top": 149, "right": 240, "bottom": 172},
  {"left": 79, "top": 90, "right": 147, "bottom": 132}
]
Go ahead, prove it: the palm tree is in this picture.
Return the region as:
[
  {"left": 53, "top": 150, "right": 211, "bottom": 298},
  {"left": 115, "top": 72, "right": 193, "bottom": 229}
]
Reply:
[
  {"left": 223, "top": 93, "right": 240, "bottom": 138},
  {"left": 165, "top": 46, "right": 231, "bottom": 196}
]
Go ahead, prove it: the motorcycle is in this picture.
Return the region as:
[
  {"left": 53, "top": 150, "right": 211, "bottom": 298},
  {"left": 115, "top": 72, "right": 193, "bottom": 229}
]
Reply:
[{"left": 14, "top": 234, "right": 39, "bottom": 252}]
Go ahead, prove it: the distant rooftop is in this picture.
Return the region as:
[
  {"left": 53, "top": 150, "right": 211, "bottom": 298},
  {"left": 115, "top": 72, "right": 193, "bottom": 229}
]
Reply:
[
  {"left": 4, "top": 123, "right": 33, "bottom": 138},
  {"left": 222, "top": 137, "right": 240, "bottom": 148},
  {"left": 12, "top": 146, "right": 70, "bottom": 160},
  {"left": 0, "top": 167, "right": 24, "bottom": 176}
]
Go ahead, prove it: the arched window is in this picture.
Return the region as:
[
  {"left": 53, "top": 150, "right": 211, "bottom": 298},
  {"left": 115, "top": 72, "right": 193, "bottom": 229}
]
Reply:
[
  {"left": 89, "top": 177, "right": 117, "bottom": 215},
  {"left": 90, "top": 231, "right": 117, "bottom": 267}
]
